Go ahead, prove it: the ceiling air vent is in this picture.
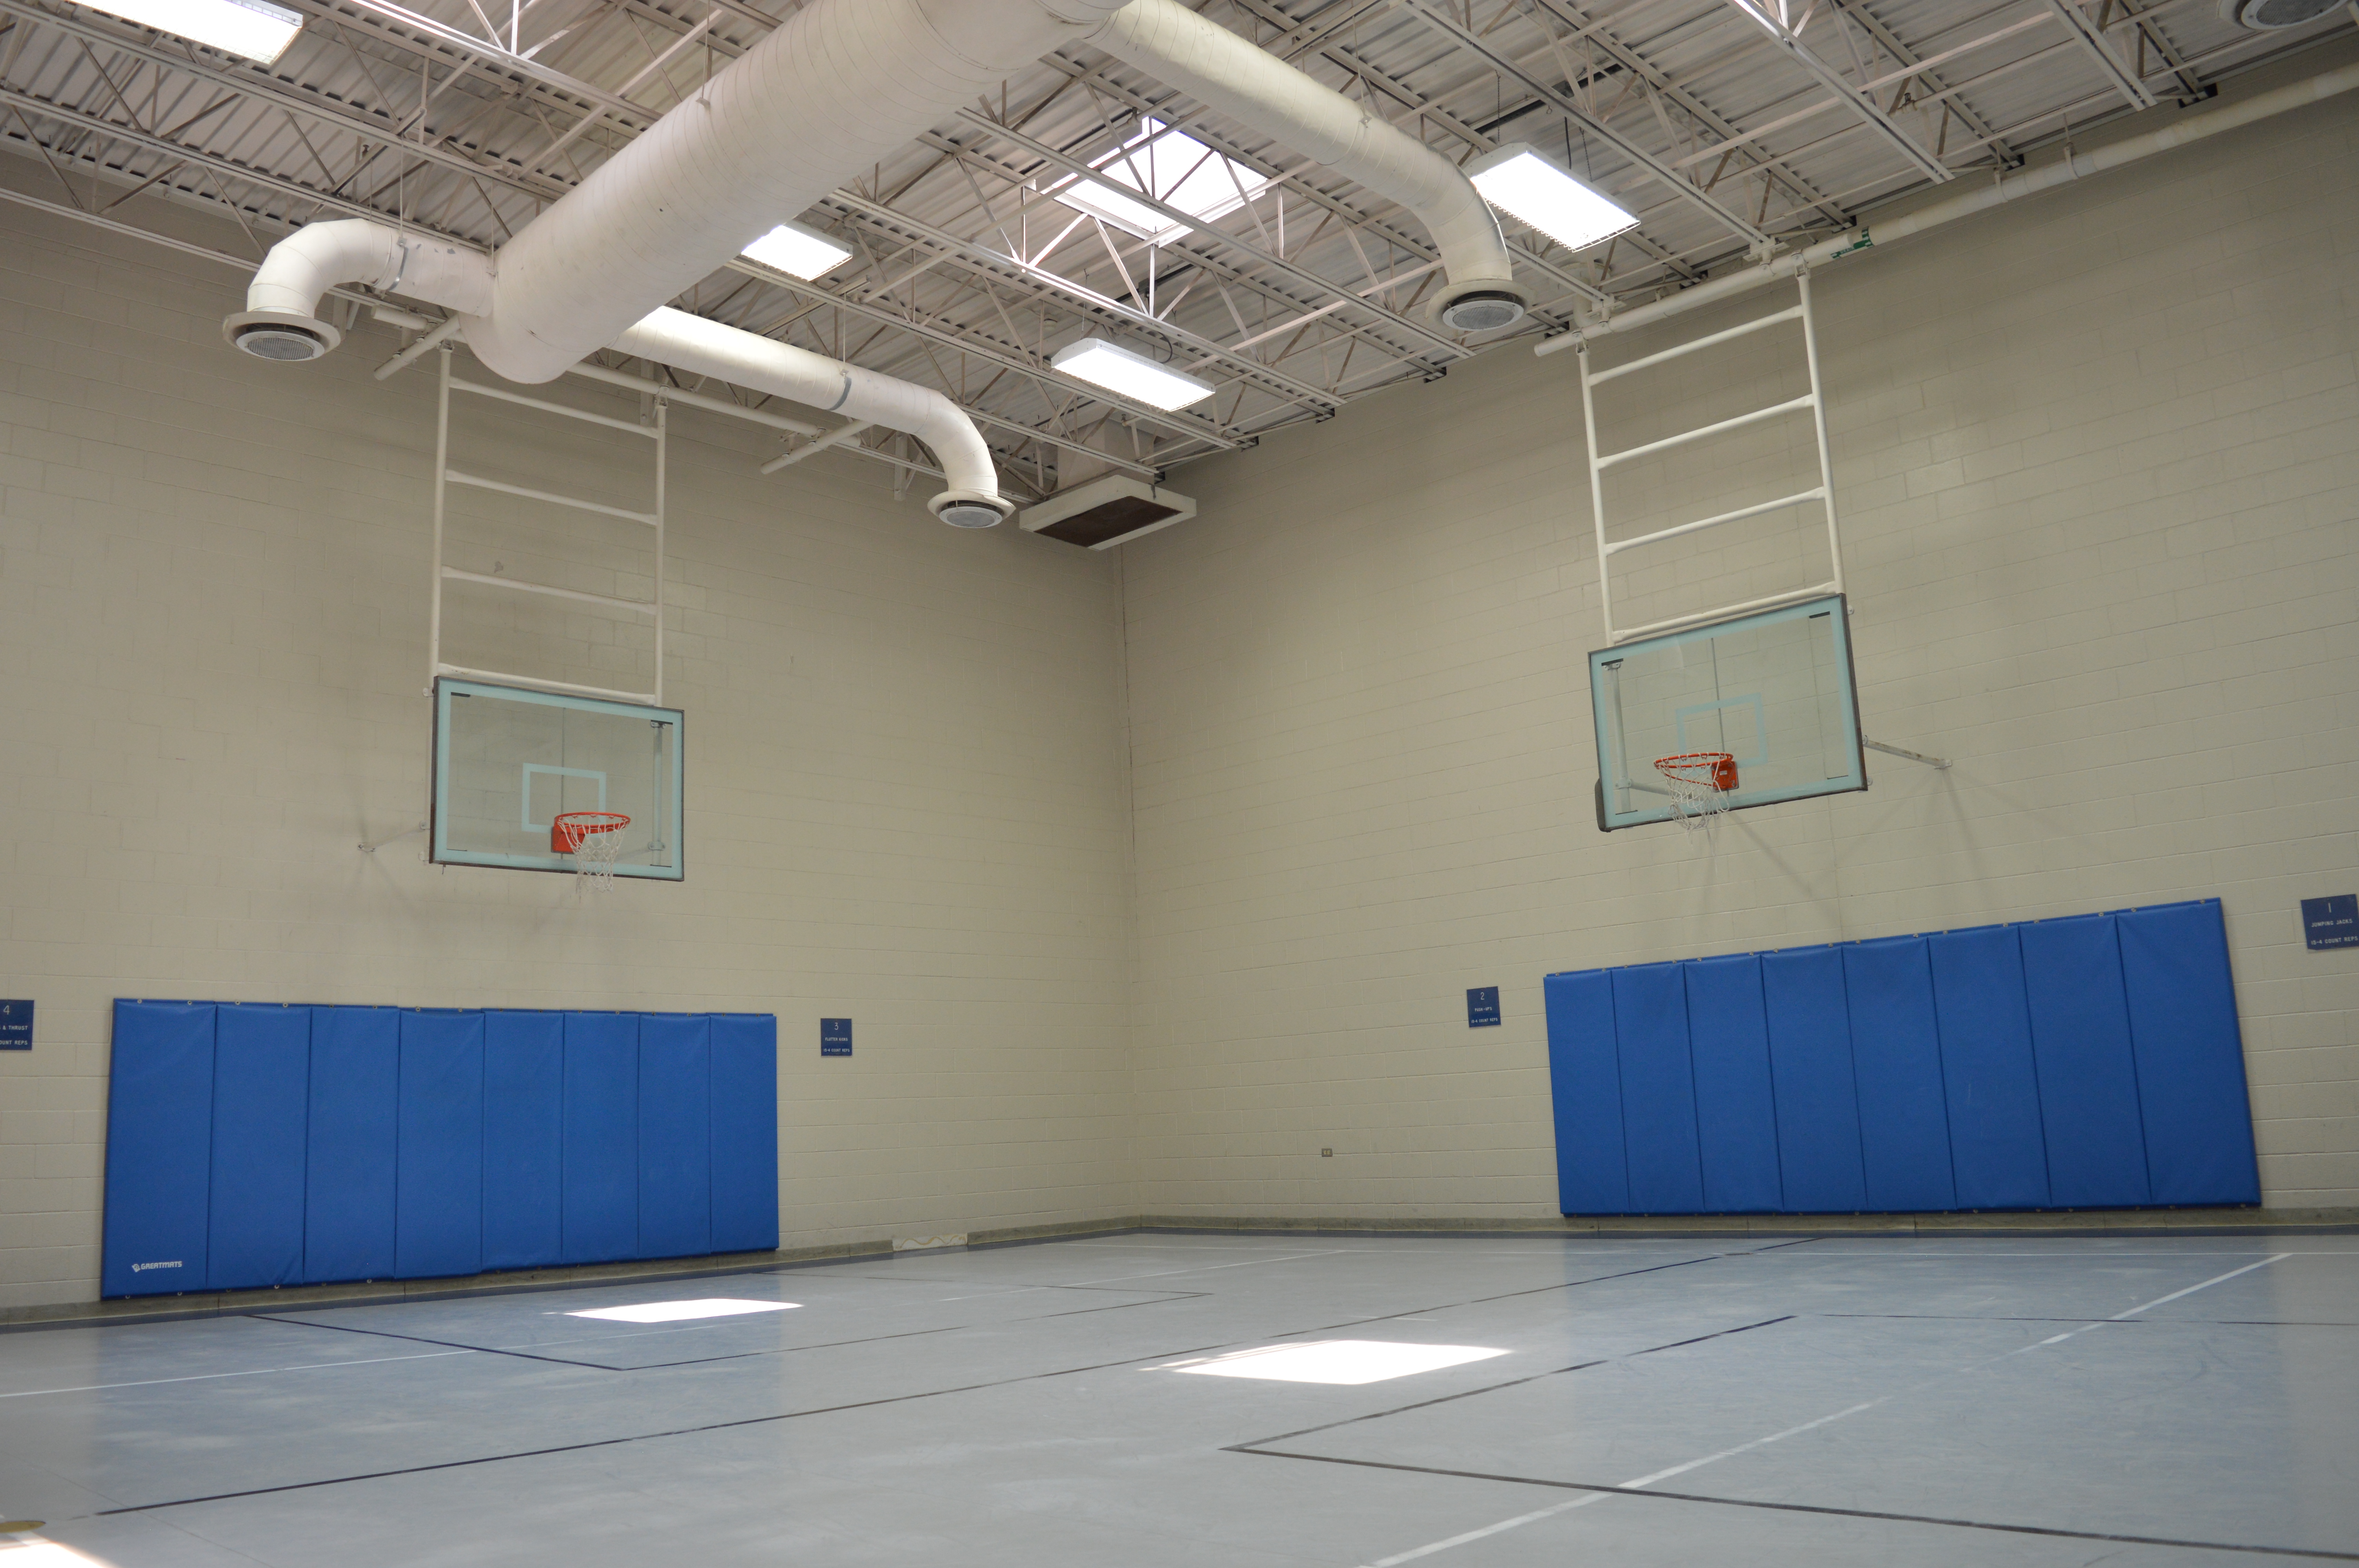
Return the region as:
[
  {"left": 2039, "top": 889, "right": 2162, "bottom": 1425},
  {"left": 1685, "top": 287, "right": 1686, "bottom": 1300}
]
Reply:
[
  {"left": 1020, "top": 475, "right": 1197, "bottom": 550},
  {"left": 2219, "top": 0, "right": 2339, "bottom": 26}
]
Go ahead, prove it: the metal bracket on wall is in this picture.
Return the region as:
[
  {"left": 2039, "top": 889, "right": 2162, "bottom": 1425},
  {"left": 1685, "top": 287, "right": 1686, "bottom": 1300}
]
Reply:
[{"left": 1864, "top": 739, "right": 1952, "bottom": 769}]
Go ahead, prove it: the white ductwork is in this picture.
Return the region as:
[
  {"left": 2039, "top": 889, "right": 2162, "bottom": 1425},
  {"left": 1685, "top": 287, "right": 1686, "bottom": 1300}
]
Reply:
[
  {"left": 458, "top": 0, "right": 1130, "bottom": 386},
  {"left": 1537, "top": 59, "right": 2359, "bottom": 355},
  {"left": 223, "top": 218, "right": 491, "bottom": 361},
  {"left": 1082, "top": 0, "right": 1530, "bottom": 332},
  {"left": 613, "top": 309, "right": 1008, "bottom": 526}
]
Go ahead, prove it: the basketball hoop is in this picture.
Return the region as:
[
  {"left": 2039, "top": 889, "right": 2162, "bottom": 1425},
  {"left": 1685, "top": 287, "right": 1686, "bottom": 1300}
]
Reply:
[
  {"left": 1654, "top": 753, "right": 1737, "bottom": 832},
  {"left": 552, "top": 811, "right": 630, "bottom": 891}
]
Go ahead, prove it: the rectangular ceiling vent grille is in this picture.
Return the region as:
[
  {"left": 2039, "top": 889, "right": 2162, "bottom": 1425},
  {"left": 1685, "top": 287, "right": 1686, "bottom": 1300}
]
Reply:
[{"left": 1021, "top": 475, "right": 1197, "bottom": 550}]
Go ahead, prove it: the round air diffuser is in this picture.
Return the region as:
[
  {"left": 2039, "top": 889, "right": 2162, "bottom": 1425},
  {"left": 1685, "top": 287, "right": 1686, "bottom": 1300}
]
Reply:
[
  {"left": 936, "top": 501, "right": 1004, "bottom": 529},
  {"left": 1438, "top": 291, "right": 1527, "bottom": 333},
  {"left": 235, "top": 323, "right": 331, "bottom": 360},
  {"left": 2220, "top": 0, "right": 2339, "bottom": 26},
  {"left": 222, "top": 309, "right": 341, "bottom": 361}
]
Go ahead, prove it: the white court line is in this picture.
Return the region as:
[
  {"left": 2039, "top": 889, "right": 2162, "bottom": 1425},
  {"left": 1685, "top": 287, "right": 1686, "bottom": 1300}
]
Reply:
[
  {"left": 1353, "top": 1253, "right": 2290, "bottom": 1567},
  {"left": 0, "top": 1349, "right": 476, "bottom": 1399}
]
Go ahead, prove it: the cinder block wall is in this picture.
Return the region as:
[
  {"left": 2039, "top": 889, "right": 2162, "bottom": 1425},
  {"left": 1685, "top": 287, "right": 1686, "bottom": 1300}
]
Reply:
[
  {"left": 1121, "top": 82, "right": 2359, "bottom": 1220},
  {"left": 0, "top": 181, "right": 1139, "bottom": 1310}
]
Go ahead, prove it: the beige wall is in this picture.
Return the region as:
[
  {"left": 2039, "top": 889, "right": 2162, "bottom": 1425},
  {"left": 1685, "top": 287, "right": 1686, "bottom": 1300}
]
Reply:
[
  {"left": 0, "top": 185, "right": 1138, "bottom": 1310},
  {"left": 1122, "top": 83, "right": 2359, "bottom": 1220}
]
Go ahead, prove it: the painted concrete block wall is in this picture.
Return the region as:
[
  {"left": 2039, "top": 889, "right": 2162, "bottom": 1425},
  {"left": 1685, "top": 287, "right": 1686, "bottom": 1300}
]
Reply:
[
  {"left": 1121, "top": 85, "right": 2359, "bottom": 1219},
  {"left": 0, "top": 183, "right": 1138, "bottom": 1309}
]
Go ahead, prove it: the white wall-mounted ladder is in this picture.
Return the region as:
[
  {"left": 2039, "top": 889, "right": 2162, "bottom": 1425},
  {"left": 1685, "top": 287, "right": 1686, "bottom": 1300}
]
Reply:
[
  {"left": 426, "top": 343, "right": 668, "bottom": 705},
  {"left": 1578, "top": 271, "right": 1845, "bottom": 646}
]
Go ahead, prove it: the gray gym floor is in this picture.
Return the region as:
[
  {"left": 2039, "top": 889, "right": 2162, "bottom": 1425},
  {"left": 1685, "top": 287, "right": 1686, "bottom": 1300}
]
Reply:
[{"left": 3, "top": 1232, "right": 2355, "bottom": 1566}]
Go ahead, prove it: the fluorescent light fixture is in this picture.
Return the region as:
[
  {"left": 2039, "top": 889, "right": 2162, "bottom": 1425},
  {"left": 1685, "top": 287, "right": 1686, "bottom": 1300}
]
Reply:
[
  {"left": 83, "top": 0, "right": 302, "bottom": 62},
  {"left": 740, "top": 220, "right": 852, "bottom": 280},
  {"left": 1052, "top": 337, "right": 1214, "bottom": 411},
  {"left": 1158, "top": 1340, "right": 1508, "bottom": 1386},
  {"left": 1465, "top": 142, "right": 1638, "bottom": 255},
  {"left": 567, "top": 1298, "right": 800, "bottom": 1324},
  {"left": 1054, "top": 119, "right": 1274, "bottom": 244}
]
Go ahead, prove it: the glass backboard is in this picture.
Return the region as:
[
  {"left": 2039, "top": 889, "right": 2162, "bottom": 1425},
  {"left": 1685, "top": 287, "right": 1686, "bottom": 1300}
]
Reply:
[
  {"left": 432, "top": 678, "right": 684, "bottom": 878},
  {"left": 1591, "top": 593, "right": 1864, "bottom": 831}
]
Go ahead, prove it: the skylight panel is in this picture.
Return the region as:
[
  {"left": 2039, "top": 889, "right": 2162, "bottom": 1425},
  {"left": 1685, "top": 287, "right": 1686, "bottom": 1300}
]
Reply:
[{"left": 1054, "top": 120, "right": 1274, "bottom": 244}]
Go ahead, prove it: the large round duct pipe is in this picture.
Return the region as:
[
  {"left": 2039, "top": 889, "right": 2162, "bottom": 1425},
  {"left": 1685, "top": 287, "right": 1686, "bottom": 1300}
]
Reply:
[
  {"left": 226, "top": 219, "right": 1013, "bottom": 524},
  {"left": 458, "top": 0, "right": 1131, "bottom": 386},
  {"left": 1083, "top": 0, "right": 1531, "bottom": 333},
  {"left": 612, "top": 309, "right": 1011, "bottom": 526},
  {"left": 1536, "top": 59, "right": 2359, "bottom": 356}
]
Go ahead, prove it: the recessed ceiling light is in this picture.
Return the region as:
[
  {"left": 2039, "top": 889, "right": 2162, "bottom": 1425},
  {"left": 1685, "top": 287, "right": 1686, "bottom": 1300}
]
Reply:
[
  {"left": 1158, "top": 1340, "right": 1508, "bottom": 1385},
  {"left": 1465, "top": 143, "right": 1638, "bottom": 255},
  {"left": 1054, "top": 119, "right": 1274, "bottom": 244},
  {"left": 1051, "top": 337, "right": 1214, "bottom": 411},
  {"left": 83, "top": 0, "right": 302, "bottom": 63},
  {"left": 566, "top": 1298, "right": 800, "bottom": 1324},
  {"left": 740, "top": 221, "right": 852, "bottom": 280}
]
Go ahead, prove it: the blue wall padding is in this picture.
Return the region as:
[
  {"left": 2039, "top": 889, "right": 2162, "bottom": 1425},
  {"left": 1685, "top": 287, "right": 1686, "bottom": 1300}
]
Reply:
[
  {"left": 1843, "top": 938, "right": 1958, "bottom": 1212},
  {"left": 2021, "top": 914, "right": 2152, "bottom": 1207},
  {"left": 1683, "top": 955, "right": 1783, "bottom": 1213},
  {"left": 1542, "top": 898, "right": 2255, "bottom": 1216},
  {"left": 1543, "top": 971, "right": 1630, "bottom": 1214},
  {"left": 637, "top": 1014, "right": 713, "bottom": 1259},
  {"left": 207, "top": 1005, "right": 311, "bottom": 1290},
  {"left": 2117, "top": 903, "right": 2261, "bottom": 1206},
  {"left": 563, "top": 1012, "right": 640, "bottom": 1265},
  {"left": 101, "top": 1002, "right": 778, "bottom": 1296},
  {"left": 1926, "top": 926, "right": 2051, "bottom": 1210},
  {"left": 483, "top": 1010, "right": 565, "bottom": 1271},
  {"left": 304, "top": 1007, "right": 399, "bottom": 1285},
  {"left": 710, "top": 1014, "right": 781, "bottom": 1252},
  {"left": 396, "top": 1011, "right": 485, "bottom": 1281},
  {"left": 1761, "top": 947, "right": 1870, "bottom": 1212},
  {"left": 1611, "top": 965, "right": 1706, "bottom": 1213},
  {"left": 102, "top": 1002, "right": 216, "bottom": 1297}
]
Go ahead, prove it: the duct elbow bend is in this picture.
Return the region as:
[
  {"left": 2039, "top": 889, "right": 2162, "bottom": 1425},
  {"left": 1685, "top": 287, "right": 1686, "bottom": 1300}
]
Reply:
[
  {"left": 225, "top": 219, "right": 493, "bottom": 362},
  {"left": 839, "top": 367, "right": 1010, "bottom": 528}
]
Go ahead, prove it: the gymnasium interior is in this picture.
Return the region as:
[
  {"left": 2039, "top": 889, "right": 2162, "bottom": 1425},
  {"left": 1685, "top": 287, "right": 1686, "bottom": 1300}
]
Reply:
[{"left": 0, "top": 0, "right": 2354, "bottom": 1561}]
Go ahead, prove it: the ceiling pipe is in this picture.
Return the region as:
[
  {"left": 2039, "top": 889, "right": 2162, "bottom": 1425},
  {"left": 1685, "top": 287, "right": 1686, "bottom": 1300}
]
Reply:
[
  {"left": 456, "top": 0, "right": 1129, "bottom": 388},
  {"left": 1536, "top": 58, "right": 2359, "bottom": 356},
  {"left": 1080, "top": 0, "right": 1532, "bottom": 334}
]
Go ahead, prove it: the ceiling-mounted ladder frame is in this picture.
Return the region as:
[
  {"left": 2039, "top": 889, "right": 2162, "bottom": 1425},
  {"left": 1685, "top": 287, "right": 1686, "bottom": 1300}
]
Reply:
[
  {"left": 1579, "top": 271, "right": 1846, "bottom": 647},
  {"left": 426, "top": 343, "right": 668, "bottom": 706}
]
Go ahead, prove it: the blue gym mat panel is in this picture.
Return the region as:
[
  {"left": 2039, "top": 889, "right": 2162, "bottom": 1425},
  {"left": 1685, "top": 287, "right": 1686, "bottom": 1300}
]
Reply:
[
  {"left": 207, "top": 1004, "right": 311, "bottom": 1291},
  {"left": 1925, "top": 925, "right": 2052, "bottom": 1210},
  {"left": 637, "top": 1014, "right": 713, "bottom": 1259},
  {"left": 2117, "top": 902, "right": 2261, "bottom": 1206},
  {"left": 1760, "top": 946, "right": 1871, "bottom": 1212},
  {"left": 707, "top": 1013, "right": 780, "bottom": 1253},
  {"left": 396, "top": 1009, "right": 486, "bottom": 1281},
  {"left": 1542, "top": 970, "right": 1631, "bottom": 1215},
  {"left": 303, "top": 1006, "right": 400, "bottom": 1284},
  {"left": 482, "top": 1010, "right": 565, "bottom": 1271},
  {"left": 102, "top": 1002, "right": 217, "bottom": 1297},
  {"left": 1682, "top": 955, "right": 1784, "bottom": 1214},
  {"left": 562, "top": 1011, "right": 640, "bottom": 1265},
  {"left": 1842, "top": 937, "right": 1959, "bottom": 1212},
  {"left": 1542, "top": 899, "right": 2257, "bottom": 1216},
  {"left": 2020, "top": 913, "right": 2153, "bottom": 1208},
  {"left": 1611, "top": 964, "right": 1707, "bottom": 1213}
]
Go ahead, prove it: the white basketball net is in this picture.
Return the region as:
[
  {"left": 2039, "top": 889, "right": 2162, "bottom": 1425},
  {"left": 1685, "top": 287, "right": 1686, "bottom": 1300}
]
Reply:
[
  {"left": 559, "top": 816, "right": 627, "bottom": 891},
  {"left": 1656, "top": 757, "right": 1733, "bottom": 834}
]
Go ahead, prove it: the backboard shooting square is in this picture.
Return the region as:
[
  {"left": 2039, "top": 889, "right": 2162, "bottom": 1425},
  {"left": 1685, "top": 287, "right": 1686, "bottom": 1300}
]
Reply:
[
  {"left": 1591, "top": 593, "right": 1865, "bottom": 831},
  {"left": 432, "top": 677, "right": 684, "bottom": 878}
]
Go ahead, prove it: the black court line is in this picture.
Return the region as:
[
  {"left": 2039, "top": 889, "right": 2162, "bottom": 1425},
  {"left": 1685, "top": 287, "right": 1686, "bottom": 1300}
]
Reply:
[
  {"left": 92, "top": 1336, "right": 1258, "bottom": 1516},
  {"left": 1265, "top": 1250, "right": 1735, "bottom": 1341},
  {"left": 1236, "top": 1316, "right": 1796, "bottom": 1448},
  {"left": 254, "top": 1289, "right": 1200, "bottom": 1372},
  {"left": 1228, "top": 1447, "right": 2359, "bottom": 1562}
]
